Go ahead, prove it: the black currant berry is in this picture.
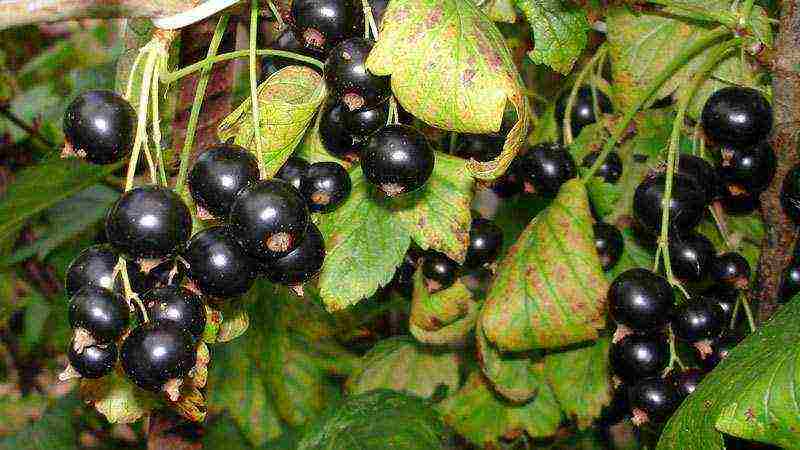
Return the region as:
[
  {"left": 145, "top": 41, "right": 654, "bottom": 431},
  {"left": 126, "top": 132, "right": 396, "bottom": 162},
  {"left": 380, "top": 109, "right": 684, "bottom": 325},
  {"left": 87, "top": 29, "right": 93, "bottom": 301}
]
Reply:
[
  {"left": 325, "top": 38, "right": 390, "bottom": 111},
  {"left": 608, "top": 268, "right": 674, "bottom": 332},
  {"left": 678, "top": 154, "right": 718, "bottom": 204},
  {"left": 555, "top": 86, "right": 613, "bottom": 137},
  {"left": 183, "top": 226, "right": 260, "bottom": 298},
  {"left": 628, "top": 377, "right": 679, "bottom": 424},
  {"left": 65, "top": 244, "right": 145, "bottom": 297},
  {"left": 121, "top": 321, "right": 196, "bottom": 392},
  {"left": 390, "top": 251, "right": 419, "bottom": 298},
  {"left": 229, "top": 180, "right": 310, "bottom": 260},
  {"left": 422, "top": 251, "right": 459, "bottom": 291},
  {"left": 668, "top": 232, "right": 715, "bottom": 282},
  {"left": 261, "top": 28, "right": 325, "bottom": 78},
  {"left": 582, "top": 151, "right": 623, "bottom": 184},
  {"left": 291, "top": 0, "right": 358, "bottom": 52},
  {"left": 717, "top": 142, "right": 776, "bottom": 193},
  {"left": 266, "top": 222, "right": 326, "bottom": 285},
  {"left": 141, "top": 286, "right": 206, "bottom": 340},
  {"left": 492, "top": 158, "right": 525, "bottom": 198},
  {"left": 300, "top": 161, "right": 352, "bottom": 213},
  {"left": 68, "top": 342, "right": 117, "bottom": 379},
  {"left": 519, "top": 143, "right": 576, "bottom": 196},
  {"left": 277, "top": 157, "right": 311, "bottom": 191},
  {"left": 188, "top": 144, "right": 260, "bottom": 219},
  {"left": 701, "top": 335, "right": 741, "bottom": 370},
  {"left": 781, "top": 165, "right": 800, "bottom": 224},
  {"left": 704, "top": 285, "right": 738, "bottom": 325},
  {"left": 780, "top": 259, "right": 800, "bottom": 301},
  {"left": 633, "top": 173, "right": 707, "bottom": 235},
  {"left": 610, "top": 334, "right": 670, "bottom": 382},
  {"left": 63, "top": 90, "right": 136, "bottom": 164},
  {"left": 69, "top": 286, "right": 129, "bottom": 343},
  {"left": 344, "top": 100, "right": 389, "bottom": 139},
  {"left": 455, "top": 133, "right": 504, "bottom": 163},
  {"left": 721, "top": 187, "right": 760, "bottom": 214},
  {"left": 701, "top": 86, "right": 772, "bottom": 149},
  {"left": 673, "top": 368, "right": 703, "bottom": 399},
  {"left": 710, "top": 252, "right": 751, "bottom": 289},
  {"left": 106, "top": 186, "right": 192, "bottom": 260},
  {"left": 320, "top": 101, "right": 358, "bottom": 159},
  {"left": 672, "top": 298, "right": 724, "bottom": 343},
  {"left": 464, "top": 218, "right": 503, "bottom": 269},
  {"left": 594, "top": 223, "right": 623, "bottom": 271},
  {"left": 361, "top": 125, "right": 435, "bottom": 196}
]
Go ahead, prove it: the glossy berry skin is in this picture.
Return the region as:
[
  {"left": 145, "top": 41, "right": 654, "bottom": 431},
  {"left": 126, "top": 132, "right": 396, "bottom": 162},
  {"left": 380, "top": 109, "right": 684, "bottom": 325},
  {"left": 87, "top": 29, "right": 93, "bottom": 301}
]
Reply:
[
  {"left": 519, "top": 143, "right": 576, "bottom": 196},
  {"left": 608, "top": 268, "right": 674, "bottom": 332},
  {"left": 704, "top": 285, "right": 738, "bottom": 325},
  {"left": 674, "top": 368, "right": 703, "bottom": 399},
  {"left": 141, "top": 286, "right": 206, "bottom": 340},
  {"left": 230, "top": 180, "right": 310, "bottom": 260},
  {"left": 492, "top": 158, "right": 525, "bottom": 198},
  {"left": 266, "top": 222, "right": 326, "bottom": 285},
  {"left": 361, "top": 125, "right": 435, "bottom": 196},
  {"left": 261, "top": 28, "right": 324, "bottom": 77},
  {"left": 628, "top": 377, "right": 679, "bottom": 423},
  {"left": 555, "top": 86, "right": 613, "bottom": 137},
  {"left": 320, "top": 101, "right": 358, "bottom": 159},
  {"left": 593, "top": 223, "right": 623, "bottom": 271},
  {"left": 121, "top": 322, "right": 196, "bottom": 392},
  {"left": 668, "top": 232, "right": 715, "bottom": 282},
  {"left": 781, "top": 165, "right": 800, "bottom": 224},
  {"left": 300, "top": 162, "right": 352, "bottom": 213},
  {"left": 277, "top": 157, "right": 311, "bottom": 191},
  {"left": 291, "top": 0, "right": 358, "bottom": 52},
  {"left": 717, "top": 142, "right": 776, "bottom": 193},
  {"left": 325, "top": 38, "right": 390, "bottom": 111},
  {"left": 344, "top": 101, "right": 389, "bottom": 139},
  {"left": 701, "top": 86, "right": 772, "bottom": 149},
  {"left": 144, "top": 259, "right": 186, "bottom": 290},
  {"left": 183, "top": 226, "right": 259, "bottom": 298},
  {"left": 455, "top": 133, "right": 504, "bottom": 163},
  {"left": 65, "top": 244, "right": 145, "bottom": 297},
  {"left": 780, "top": 260, "right": 800, "bottom": 301},
  {"left": 710, "top": 252, "right": 751, "bottom": 289},
  {"left": 63, "top": 90, "right": 136, "bottom": 164},
  {"left": 672, "top": 299, "right": 724, "bottom": 343},
  {"left": 610, "top": 334, "right": 670, "bottom": 382},
  {"left": 464, "top": 218, "right": 503, "bottom": 269},
  {"left": 422, "top": 252, "right": 459, "bottom": 291},
  {"left": 390, "top": 251, "right": 418, "bottom": 297},
  {"left": 69, "top": 287, "right": 129, "bottom": 343},
  {"left": 188, "top": 144, "right": 260, "bottom": 218},
  {"left": 68, "top": 342, "right": 117, "bottom": 379},
  {"left": 106, "top": 186, "right": 192, "bottom": 260},
  {"left": 678, "top": 154, "right": 718, "bottom": 204},
  {"left": 633, "top": 173, "right": 706, "bottom": 235},
  {"left": 583, "top": 151, "right": 622, "bottom": 184}
]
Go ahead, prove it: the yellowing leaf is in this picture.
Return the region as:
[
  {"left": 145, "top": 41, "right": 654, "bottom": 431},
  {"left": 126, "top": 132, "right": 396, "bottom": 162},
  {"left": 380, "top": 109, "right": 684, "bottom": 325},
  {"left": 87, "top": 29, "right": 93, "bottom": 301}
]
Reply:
[
  {"left": 80, "top": 372, "right": 159, "bottom": 424},
  {"left": 410, "top": 270, "right": 478, "bottom": 346}
]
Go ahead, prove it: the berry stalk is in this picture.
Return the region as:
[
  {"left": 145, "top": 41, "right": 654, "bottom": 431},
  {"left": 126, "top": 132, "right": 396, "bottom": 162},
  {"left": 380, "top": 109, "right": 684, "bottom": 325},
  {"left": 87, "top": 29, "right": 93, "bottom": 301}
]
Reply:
[
  {"left": 249, "top": 0, "right": 267, "bottom": 178},
  {"left": 562, "top": 45, "right": 607, "bottom": 145},
  {"left": 161, "top": 49, "right": 325, "bottom": 84}
]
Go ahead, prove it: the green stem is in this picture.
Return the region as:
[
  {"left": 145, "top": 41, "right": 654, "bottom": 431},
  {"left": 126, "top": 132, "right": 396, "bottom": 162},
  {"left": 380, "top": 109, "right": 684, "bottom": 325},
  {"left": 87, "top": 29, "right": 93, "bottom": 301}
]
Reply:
[
  {"left": 730, "top": 296, "right": 741, "bottom": 329},
  {"left": 563, "top": 45, "right": 607, "bottom": 145},
  {"left": 267, "top": 0, "right": 284, "bottom": 29},
  {"left": 741, "top": 293, "right": 757, "bottom": 332},
  {"left": 361, "top": 0, "right": 379, "bottom": 39},
  {"left": 173, "top": 14, "right": 229, "bottom": 194},
  {"left": 740, "top": 0, "right": 755, "bottom": 27},
  {"left": 449, "top": 131, "right": 458, "bottom": 154},
  {"left": 151, "top": 65, "right": 168, "bottom": 186},
  {"left": 162, "top": 49, "right": 324, "bottom": 84},
  {"left": 250, "top": 0, "right": 267, "bottom": 178},
  {"left": 125, "top": 50, "right": 157, "bottom": 191}
]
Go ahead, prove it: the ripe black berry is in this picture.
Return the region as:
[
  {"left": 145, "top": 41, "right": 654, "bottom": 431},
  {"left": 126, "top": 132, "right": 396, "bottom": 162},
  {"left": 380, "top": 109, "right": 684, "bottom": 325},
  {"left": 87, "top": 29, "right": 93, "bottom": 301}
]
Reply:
[
  {"left": 65, "top": 244, "right": 145, "bottom": 297},
  {"left": 673, "top": 368, "right": 703, "bottom": 399},
  {"left": 106, "top": 186, "right": 192, "bottom": 260},
  {"left": 582, "top": 151, "right": 622, "bottom": 184},
  {"left": 320, "top": 101, "right": 358, "bottom": 159},
  {"left": 678, "top": 154, "right": 718, "bottom": 204},
  {"left": 261, "top": 28, "right": 325, "bottom": 78},
  {"left": 608, "top": 268, "right": 674, "bottom": 332},
  {"left": 781, "top": 164, "right": 800, "bottom": 224},
  {"left": 422, "top": 251, "right": 459, "bottom": 291},
  {"left": 492, "top": 158, "right": 524, "bottom": 198},
  {"left": 188, "top": 144, "right": 260, "bottom": 219},
  {"left": 291, "top": 0, "right": 358, "bottom": 52},
  {"left": 183, "top": 226, "right": 260, "bottom": 298},
  {"left": 721, "top": 187, "right": 760, "bottom": 214},
  {"left": 701, "top": 335, "right": 740, "bottom": 370},
  {"left": 63, "top": 90, "right": 136, "bottom": 164},
  {"left": 701, "top": 86, "right": 772, "bottom": 148},
  {"left": 390, "top": 251, "right": 419, "bottom": 297},
  {"left": 780, "top": 259, "right": 800, "bottom": 301},
  {"left": 704, "top": 285, "right": 738, "bottom": 325},
  {"left": 230, "top": 180, "right": 310, "bottom": 260},
  {"left": 361, "top": 125, "right": 435, "bottom": 196},
  {"left": 464, "top": 218, "right": 503, "bottom": 269},
  {"left": 556, "top": 86, "right": 613, "bottom": 137},
  {"left": 594, "top": 223, "right": 623, "bottom": 271},
  {"left": 628, "top": 377, "right": 679, "bottom": 424},
  {"left": 68, "top": 342, "right": 117, "bottom": 379},
  {"left": 344, "top": 101, "right": 389, "bottom": 139},
  {"left": 633, "top": 173, "right": 707, "bottom": 235},
  {"left": 610, "top": 334, "right": 670, "bottom": 382},
  {"left": 519, "top": 143, "right": 576, "bottom": 196},
  {"left": 710, "top": 252, "right": 751, "bottom": 289},
  {"left": 300, "top": 161, "right": 351, "bottom": 213},
  {"left": 121, "top": 322, "right": 196, "bottom": 392},
  {"left": 325, "top": 38, "right": 390, "bottom": 111},
  {"left": 454, "top": 133, "right": 504, "bottom": 163},
  {"left": 266, "top": 222, "right": 326, "bottom": 285},
  {"left": 717, "top": 142, "right": 776, "bottom": 193},
  {"left": 69, "top": 286, "right": 129, "bottom": 343},
  {"left": 277, "top": 157, "right": 311, "bottom": 191},
  {"left": 672, "top": 298, "right": 724, "bottom": 343},
  {"left": 668, "top": 232, "right": 715, "bottom": 282},
  {"left": 141, "top": 286, "right": 206, "bottom": 340}
]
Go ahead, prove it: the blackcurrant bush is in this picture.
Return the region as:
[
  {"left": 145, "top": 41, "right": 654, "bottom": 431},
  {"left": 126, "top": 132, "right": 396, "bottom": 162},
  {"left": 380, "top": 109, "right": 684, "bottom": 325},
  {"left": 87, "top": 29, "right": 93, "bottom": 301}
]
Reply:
[
  {"left": 463, "top": 218, "right": 503, "bottom": 269},
  {"left": 106, "top": 186, "right": 192, "bottom": 260},
  {"left": 63, "top": 90, "right": 136, "bottom": 164},
  {"left": 781, "top": 164, "right": 800, "bottom": 224},
  {"left": 593, "top": 222, "right": 623, "bottom": 271},
  {"left": 610, "top": 334, "right": 670, "bottom": 382},
  {"left": 69, "top": 286, "right": 129, "bottom": 343},
  {"left": 320, "top": 101, "right": 358, "bottom": 159},
  {"left": 717, "top": 142, "right": 776, "bottom": 193},
  {"left": 701, "top": 86, "right": 772, "bottom": 148},
  {"left": 628, "top": 377, "right": 679, "bottom": 424},
  {"left": 672, "top": 298, "right": 724, "bottom": 343},
  {"left": 608, "top": 268, "right": 674, "bottom": 332},
  {"left": 633, "top": 173, "right": 706, "bottom": 235},
  {"left": 422, "top": 251, "right": 459, "bottom": 291},
  {"left": 519, "top": 143, "right": 576, "bottom": 196},
  {"left": 325, "top": 38, "right": 390, "bottom": 111},
  {"left": 188, "top": 144, "right": 260, "bottom": 219},
  {"left": 361, "top": 125, "right": 435, "bottom": 196},
  {"left": 555, "top": 86, "right": 613, "bottom": 137},
  {"left": 277, "top": 157, "right": 311, "bottom": 191},
  {"left": 582, "top": 151, "right": 622, "bottom": 184},
  {"left": 261, "top": 28, "right": 325, "bottom": 77},
  {"left": 230, "top": 180, "right": 310, "bottom": 260},
  {"left": 673, "top": 368, "right": 703, "bottom": 399},
  {"left": 65, "top": 244, "right": 145, "bottom": 297},
  {"left": 710, "top": 252, "right": 751, "bottom": 289},
  {"left": 704, "top": 285, "right": 738, "bottom": 325},
  {"left": 291, "top": 0, "right": 358, "bottom": 52},
  {"left": 454, "top": 133, "right": 504, "bottom": 163},
  {"left": 668, "top": 232, "right": 715, "bottom": 282},
  {"left": 344, "top": 100, "right": 389, "bottom": 139},
  {"left": 678, "top": 154, "right": 718, "bottom": 204},
  {"left": 390, "top": 251, "right": 419, "bottom": 298},
  {"left": 141, "top": 286, "right": 206, "bottom": 340},
  {"left": 121, "top": 321, "right": 196, "bottom": 392},
  {"left": 701, "top": 335, "right": 741, "bottom": 370},
  {"left": 266, "top": 222, "right": 326, "bottom": 285},
  {"left": 300, "top": 161, "right": 351, "bottom": 213},
  {"left": 68, "top": 342, "right": 117, "bottom": 379},
  {"left": 183, "top": 226, "right": 260, "bottom": 298},
  {"left": 780, "top": 259, "right": 800, "bottom": 302}
]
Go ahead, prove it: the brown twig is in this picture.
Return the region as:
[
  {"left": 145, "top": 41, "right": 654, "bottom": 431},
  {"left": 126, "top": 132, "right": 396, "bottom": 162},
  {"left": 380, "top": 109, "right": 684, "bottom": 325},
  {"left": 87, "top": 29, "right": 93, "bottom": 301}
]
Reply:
[{"left": 0, "top": 106, "right": 54, "bottom": 148}]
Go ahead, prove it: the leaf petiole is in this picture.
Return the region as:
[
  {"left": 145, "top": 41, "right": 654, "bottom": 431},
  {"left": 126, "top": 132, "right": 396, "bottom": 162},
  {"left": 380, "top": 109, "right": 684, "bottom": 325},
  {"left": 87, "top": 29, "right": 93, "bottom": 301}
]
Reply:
[
  {"left": 249, "top": 0, "right": 267, "bottom": 178},
  {"left": 161, "top": 49, "right": 325, "bottom": 84}
]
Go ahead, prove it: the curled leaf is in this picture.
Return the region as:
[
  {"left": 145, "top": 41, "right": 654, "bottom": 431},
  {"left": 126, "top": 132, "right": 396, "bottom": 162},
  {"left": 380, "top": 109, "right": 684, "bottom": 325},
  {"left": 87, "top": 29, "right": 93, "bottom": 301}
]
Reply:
[
  {"left": 476, "top": 318, "right": 542, "bottom": 403},
  {"left": 409, "top": 270, "right": 478, "bottom": 346},
  {"left": 80, "top": 372, "right": 159, "bottom": 424}
]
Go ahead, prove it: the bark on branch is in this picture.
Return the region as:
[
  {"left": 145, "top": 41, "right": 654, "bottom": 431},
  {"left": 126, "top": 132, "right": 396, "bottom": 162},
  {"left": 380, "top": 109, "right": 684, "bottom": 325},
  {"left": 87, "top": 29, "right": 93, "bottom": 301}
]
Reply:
[{"left": 755, "top": 1, "right": 800, "bottom": 322}]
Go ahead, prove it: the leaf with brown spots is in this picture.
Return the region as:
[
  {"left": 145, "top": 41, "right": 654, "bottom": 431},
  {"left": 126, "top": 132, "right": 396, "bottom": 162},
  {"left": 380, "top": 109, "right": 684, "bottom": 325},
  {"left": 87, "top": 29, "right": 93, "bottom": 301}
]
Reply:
[
  {"left": 409, "top": 269, "right": 478, "bottom": 346},
  {"left": 515, "top": 0, "right": 590, "bottom": 74},
  {"left": 481, "top": 179, "right": 609, "bottom": 352},
  {"left": 482, "top": 0, "right": 517, "bottom": 23},
  {"left": 476, "top": 318, "right": 543, "bottom": 402}
]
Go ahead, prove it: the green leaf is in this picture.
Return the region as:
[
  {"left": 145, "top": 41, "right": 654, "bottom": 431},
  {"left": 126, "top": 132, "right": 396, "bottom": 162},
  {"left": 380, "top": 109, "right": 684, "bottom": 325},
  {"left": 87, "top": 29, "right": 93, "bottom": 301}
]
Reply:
[
  {"left": 213, "top": 301, "right": 249, "bottom": 343},
  {"left": 696, "top": 212, "right": 764, "bottom": 283},
  {"left": 437, "top": 371, "right": 562, "bottom": 446},
  {"left": 218, "top": 66, "right": 326, "bottom": 178},
  {"left": 80, "top": 372, "right": 160, "bottom": 424},
  {"left": 0, "top": 392, "right": 47, "bottom": 436},
  {"left": 658, "top": 297, "right": 800, "bottom": 449},
  {"left": 476, "top": 318, "right": 542, "bottom": 402},
  {"left": 367, "top": 0, "right": 531, "bottom": 179},
  {"left": 410, "top": 270, "right": 479, "bottom": 346},
  {"left": 515, "top": 0, "right": 590, "bottom": 74},
  {"left": 543, "top": 338, "right": 612, "bottom": 428},
  {"left": 482, "top": 0, "right": 517, "bottom": 23},
  {"left": 297, "top": 390, "right": 452, "bottom": 450},
  {"left": 346, "top": 336, "right": 460, "bottom": 399},
  {"left": 481, "top": 179, "right": 609, "bottom": 352},
  {"left": 0, "top": 394, "right": 80, "bottom": 450}
]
